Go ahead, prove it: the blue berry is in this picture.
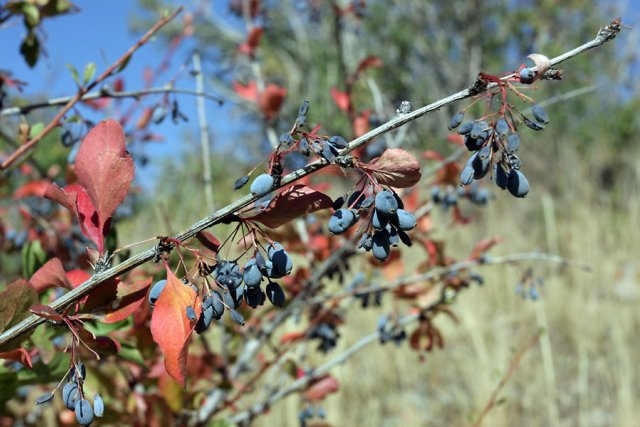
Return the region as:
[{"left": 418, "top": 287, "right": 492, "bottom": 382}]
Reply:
[
  {"left": 531, "top": 103, "right": 549, "bottom": 124},
  {"left": 63, "top": 383, "right": 79, "bottom": 410},
  {"left": 266, "top": 282, "right": 286, "bottom": 307},
  {"left": 448, "top": 112, "right": 464, "bottom": 130},
  {"left": 507, "top": 169, "right": 529, "bottom": 198},
  {"left": 186, "top": 306, "right": 197, "bottom": 321},
  {"left": 74, "top": 399, "right": 94, "bottom": 425},
  {"left": 250, "top": 173, "right": 274, "bottom": 197},
  {"left": 243, "top": 259, "right": 263, "bottom": 288},
  {"left": 93, "top": 393, "right": 104, "bottom": 417},
  {"left": 395, "top": 209, "right": 416, "bottom": 231},
  {"left": 372, "top": 230, "right": 391, "bottom": 262},
  {"left": 233, "top": 175, "right": 250, "bottom": 190},
  {"left": 374, "top": 190, "right": 398, "bottom": 217},
  {"left": 148, "top": 280, "right": 167, "bottom": 307},
  {"left": 328, "top": 208, "right": 356, "bottom": 234},
  {"left": 519, "top": 68, "right": 535, "bottom": 84},
  {"left": 506, "top": 133, "right": 520, "bottom": 153}
]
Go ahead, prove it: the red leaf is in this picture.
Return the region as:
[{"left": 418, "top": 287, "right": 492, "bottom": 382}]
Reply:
[
  {"left": 304, "top": 375, "right": 339, "bottom": 401},
  {"left": 29, "top": 305, "right": 63, "bottom": 322},
  {"left": 44, "top": 183, "right": 102, "bottom": 250},
  {"left": 233, "top": 81, "right": 258, "bottom": 102},
  {"left": 353, "top": 110, "right": 370, "bottom": 138},
  {"left": 29, "top": 258, "right": 73, "bottom": 293},
  {"left": 239, "top": 27, "right": 264, "bottom": 55},
  {"left": 66, "top": 270, "right": 91, "bottom": 287},
  {"left": 246, "top": 184, "right": 333, "bottom": 228},
  {"left": 0, "top": 348, "right": 32, "bottom": 368},
  {"left": 13, "top": 180, "right": 50, "bottom": 199},
  {"left": 0, "top": 280, "right": 38, "bottom": 333},
  {"left": 330, "top": 87, "right": 350, "bottom": 112},
  {"left": 150, "top": 266, "right": 201, "bottom": 386},
  {"left": 74, "top": 120, "right": 134, "bottom": 253},
  {"left": 355, "top": 55, "right": 383, "bottom": 74},
  {"left": 82, "top": 277, "right": 152, "bottom": 323},
  {"left": 468, "top": 237, "right": 503, "bottom": 261},
  {"left": 258, "top": 84, "right": 287, "bottom": 120},
  {"left": 279, "top": 331, "right": 305, "bottom": 344},
  {"left": 196, "top": 231, "right": 221, "bottom": 254},
  {"left": 360, "top": 148, "right": 422, "bottom": 188}
]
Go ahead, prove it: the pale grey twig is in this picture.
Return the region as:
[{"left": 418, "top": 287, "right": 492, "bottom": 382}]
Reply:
[{"left": 192, "top": 51, "right": 215, "bottom": 212}]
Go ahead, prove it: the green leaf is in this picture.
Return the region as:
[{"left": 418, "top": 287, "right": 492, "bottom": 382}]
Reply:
[
  {"left": 21, "top": 3, "right": 40, "bottom": 27},
  {"left": 0, "top": 371, "right": 18, "bottom": 406},
  {"left": 21, "top": 240, "right": 46, "bottom": 278},
  {"left": 29, "top": 122, "right": 45, "bottom": 139},
  {"left": 118, "top": 343, "right": 147, "bottom": 366},
  {"left": 83, "top": 62, "right": 96, "bottom": 85},
  {"left": 19, "top": 31, "right": 40, "bottom": 68},
  {"left": 65, "top": 63, "right": 80, "bottom": 86}
]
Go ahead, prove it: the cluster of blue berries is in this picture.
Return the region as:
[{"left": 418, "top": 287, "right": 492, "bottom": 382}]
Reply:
[
  {"left": 431, "top": 183, "right": 491, "bottom": 208},
  {"left": 35, "top": 362, "right": 104, "bottom": 425},
  {"left": 449, "top": 101, "right": 549, "bottom": 198},
  {"left": 327, "top": 189, "right": 416, "bottom": 262},
  {"left": 149, "top": 243, "right": 292, "bottom": 331}
]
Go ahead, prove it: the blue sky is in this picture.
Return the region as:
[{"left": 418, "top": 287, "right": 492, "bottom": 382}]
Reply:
[{"left": 1, "top": 1, "right": 237, "bottom": 188}]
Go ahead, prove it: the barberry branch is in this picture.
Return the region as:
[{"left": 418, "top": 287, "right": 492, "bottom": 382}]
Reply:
[
  {"left": 0, "top": 85, "right": 224, "bottom": 118},
  {"left": 0, "top": 7, "right": 185, "bottom": 170},
  {"left": 0, "top": 18, "right": 621, "bottom": 352}
]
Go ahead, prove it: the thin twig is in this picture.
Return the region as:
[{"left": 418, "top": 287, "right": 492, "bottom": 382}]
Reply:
[
  {"left": 472, "top": 333, "right": 541, "bottom": 427},
  {"left": 192, "top": 51, "right": 215, "bottom": 212},
  {"left": 0, "top": 7, "right": 184, "bottom": 170},
  {"left": 0, "top": 86, "right": 223, "bottom": 118},
  {"left": 0, "top": 19, "right": 619, "bottom": 351}
]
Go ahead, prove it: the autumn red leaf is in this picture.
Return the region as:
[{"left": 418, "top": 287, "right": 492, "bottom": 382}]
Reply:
[
  {"left": 13, "top": 179, "right": 50, "bottom": 199},
  {"left": 0, "top": 280, "right": 38, "bottom": 333},
  {"left": 74, "top": 120, "right": 134, "bottom": 253},
  {"left": 29, "top": 305, "right": 63, "bottom": 322},
  {"left": 66, "top": 269, "right": 92, "bottom": 287},
  {"left": 304, "top": 374, "right": 339, "bottom": 401},
  {"left": 355, "top": 55, "right": 383, "bottom": 74},
  {"left": 233, "top": 80, "right": 258, "bottom": 102},
  {"left": 196, "top": 231, "right": 221, "bottom": 254},
  {"left": 0, "top": 348, "right": 33, "bottom": 368},
  {"left": 239, "top": 26, "right": 264, "bottom": 56},
  {"left": 29, "top": 258, "right": 73, "bottom": 293},
  {"left": 468, "top": 237, "right": 503, "bottom": 261},
  {"left": 258, "top": 83, "right": 287, "bottom": 120},
  {"left": 330, "top": 87, "right": 350, "bottom": 112},
  {"left": 82, "top": 277, "right": 152, "bottom": 323},
  {"left": 150, "top": 266, "right": 201, "bottom": 386},
  {"left": 246, "top": 184, "right": 333, "bottom": 228},
  {"left": 359, "top": 148, "right": 422, "bottom": 188}
]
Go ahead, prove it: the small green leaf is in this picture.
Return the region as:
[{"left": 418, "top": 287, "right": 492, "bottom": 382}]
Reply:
[
  {"left": 20, "top": 31, "right": 40, "bottom": 68},
  {"left": 29, "top": 122, "right": 45, "bottom": 139},
  {"left": 21, "top": 3, "right": 40, "bottom": 27},
  {"left": 65, "top": 63, "right": 80, "bottom": 86},
  {"left": 21, "top": 240, "right": 46, "bottom": 278},
  {"left": 83, "top": 62, "right": 96, "bottom": 85}
]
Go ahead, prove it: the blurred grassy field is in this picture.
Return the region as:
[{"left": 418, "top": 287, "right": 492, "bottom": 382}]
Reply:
[{"left": 247, "top": 140, "right": 640, "bottom": 426}]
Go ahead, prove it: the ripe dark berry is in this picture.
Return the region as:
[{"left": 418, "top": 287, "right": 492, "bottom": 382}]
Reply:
[
  {"left": 495, "top": 164, "right": 509, "bottom": 189},
  {"left": 250, "top": 173, "right": 275, "bottom": 197},
  {"left": 63, "top": 382, "right": 79, "bottom": 410},
  {"left": 507, "top": 169, "right": 530, "bottom": 198},
  {"left": 506, "top": 133, "right": 520, "bottom": 153},
  {"left": 495, "top": 118, "right": 510, "bottom": 137},
  {"left": 460, "top": 164, "right": 475, "bottom": 185},
  {"left": 148, "top": 280, "right": 167, "bottom": 307},
  {"left": 245, "top": 285, "right": 266, "bottom": 308},
  {"left": 230, "top": 309, "right": 245, "bottom": 326},
  {"left": 470, "top": 121, "right": 488, "bottom": 139},
  {"left": 457, "top": 121, "right": 474, "bottom": 135},
  {"left": 35, "top": 392, "right": 54, "bottom": 405},
  {"left": 186, "top": 306, "right": 197, "bottom": 321},
  {"left": 531, "top": 103, "right": 549, "bottom": 124},
  {"left": 523, "top": 116, "right": 544, "bottom": 131},
  {"left": 75, "top": 399, "right": 94, "bottom": 426},
  {"left": 519, "top": 67, "right": 536, "bottom": 84},
  {"left": 243, "top": 259, "right": 263, "bottom": 288},
  {"left": 328, "top": 208, "right": 356, "bottom": 234},
  {"left": 374, "top": 190, "right": 398, "bottom": 217},
  {"left": 93, "top": 393, "right": 104, "bottom": 417},
  {"left": 266, "top": 282, "right": 286, "bottom": 307},
  {"left": 328, "top": 135, "right": 348, "bottom": 149},
  {"left": 195, "top": 304, "right": 214, "bottom": 333},
  {"left": 372, "top": 230, "right": 391, "bottom": 262},
  {"left": 233, "top": 175, "right": 250, "bottom": 190},
  {"left": 448, "top": 112, "right": 464, "bottom": 130},
  {"left": 395, "top": 209, "right": 417, "bottom": 231}
]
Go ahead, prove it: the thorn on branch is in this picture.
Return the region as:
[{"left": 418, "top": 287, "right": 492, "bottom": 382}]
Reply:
[
  {"left": 153, "top": 237, "right": 174, "bottom": 263},
  {"left": 469, "top": 74, "right": 490, "bottom": 96},
  {"left": 540, "top": 68, "right": 564, "bottom": 80}
]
